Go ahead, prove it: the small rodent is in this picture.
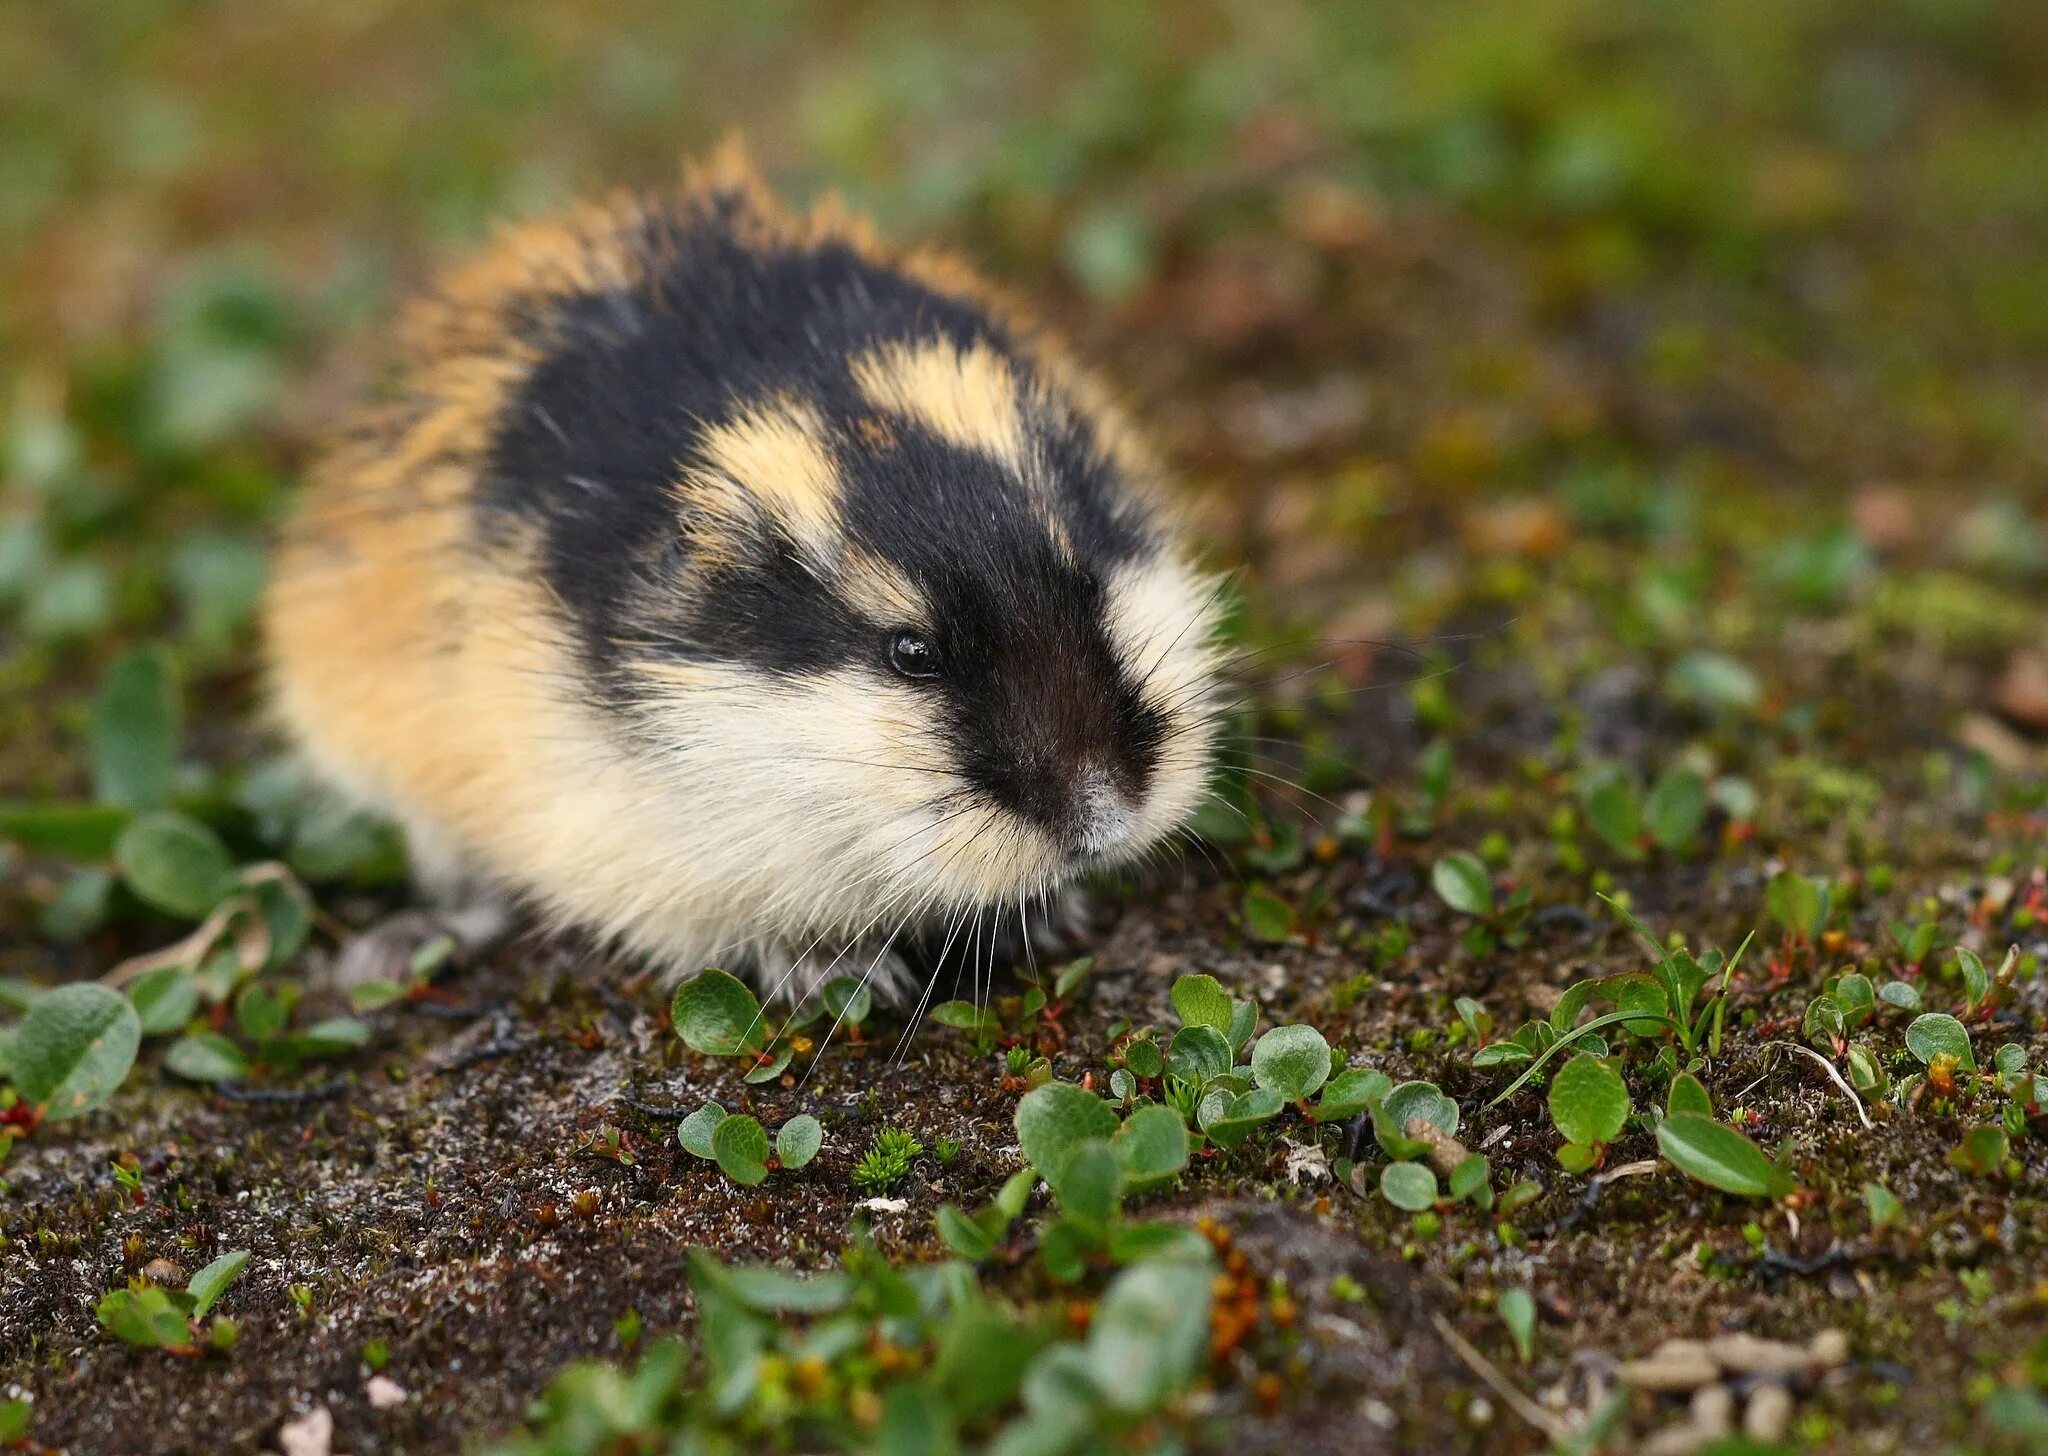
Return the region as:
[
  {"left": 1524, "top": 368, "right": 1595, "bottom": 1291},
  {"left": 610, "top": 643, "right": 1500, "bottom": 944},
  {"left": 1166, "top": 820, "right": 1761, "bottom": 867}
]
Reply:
[{"left": 263, "top": 146, "right": 1222, "bottom": 1001}]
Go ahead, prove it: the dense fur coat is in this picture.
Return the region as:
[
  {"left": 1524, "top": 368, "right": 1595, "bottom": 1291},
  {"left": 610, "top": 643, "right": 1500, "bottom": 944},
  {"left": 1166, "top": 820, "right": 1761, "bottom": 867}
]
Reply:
[{"left": 264, "top": 148, "right": 1222, "bottom": 1000}]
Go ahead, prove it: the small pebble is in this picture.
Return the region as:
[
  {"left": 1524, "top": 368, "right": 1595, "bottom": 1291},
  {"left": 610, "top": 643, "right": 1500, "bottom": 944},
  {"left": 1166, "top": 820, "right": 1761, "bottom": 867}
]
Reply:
[
  {"left": 140, "top": 1258, "right": 185, "bottom": 1287},
  {"left": 1993, "top": 650, "right": 2048, "bottom": 733},
  {"left": 1641, "top": 1421, "right": 1713, "bottom": 1456},
  {"left": 1745, "top": 1383, "right": 1794, "bottom": 1442},
  {"left": 1656, "top": 1338, "right": 1714, "bottom": 1364},
  {"left": 367, "top": 1375, "right": 408, "bottom": 1410},
  {"left": 1706, "top": 1332, "right": 1815, "bottom": 1376},
  {"left": 277, "top": 1406, "right": 333, "bottom": 1456},
  {"left": 1690, "top": 1383, "right": 1735, "bottom": 1437},
  {"left": 1809, "top": 1328, "right": 1850, "bottom": 1368},
  {"left": 1619, "top": 1348, "right": 1718, "bottom": 1392}
]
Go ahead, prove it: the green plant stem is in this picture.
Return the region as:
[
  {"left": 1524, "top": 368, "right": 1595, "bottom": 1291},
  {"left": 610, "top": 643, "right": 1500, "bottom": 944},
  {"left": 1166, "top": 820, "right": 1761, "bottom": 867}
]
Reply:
[{"left": 1698, "top": 929, "right": 1755, "bottom": 1058}]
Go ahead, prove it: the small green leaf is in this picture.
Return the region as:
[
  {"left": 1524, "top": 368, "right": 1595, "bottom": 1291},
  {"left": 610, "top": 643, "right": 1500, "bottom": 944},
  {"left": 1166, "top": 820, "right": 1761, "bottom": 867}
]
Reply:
[
  {"left": 1111, "top": 1105, "right": 1189, "bottom": 1192},
  {"left": 96, "top": 1287, "right": 193, "bottom": 1348},
  {"left": 1947, "top": 1125, "right": 2008, "bottom": 1177},
  {"left": 1121, "top": 1036, "right": 1163, "bottom": 1079},
  {"left": 721, "top": 1266, "right": 854, "bottom": 1313},
  {"left": 1250, "top": 1023, "right": 1332, "bottom": 1101},
  {"left": 1955, "top": 947, "right": 1989, "bottom": 1009},
  {"left": 677, "top": 1102, "right": 727, "bottom": 1158},
  {"left": 670, "top": 970, "right": 766, "bottom": 1057},
  {"left": 1063, "top": 199, "right": 1157, "bottom": 302},
  {"left": 1189, "top": 797, "right": 1252, "bottom": 845},
  {"left": 1846, "top": 1044, "right": 1890, "bottom": 1097},
  {"left": 10, "top": 983, "right": 143, "bottom": 1119},
  {"left": 1242, "top": 887, "right": 1297, "bottom": 943},
  {"left": 741, "top": 1045, "right": 794, "bottom": 1084},
  {"left": 248, "top": 871, "right": 313, "bottom": 972},
  {"left": 1548, "top": 1054, "right": 1630, "bottom": 1148},
  {"left": 92, "top": 647, "right": 180, "bottom": 811},
  {"left": 1802, "top": 994, "right": 1845, "bottom": 1049},
  {"left": 1169, "top": 973, "right": 1233, "bottom": 1032},
  {"left": 1382, "top": 1080, "right": 1460, "bottom": 1140},
  {"left": 710, "top": 1114, "right": 771, "bottom": 1186},
  {"left": 163, "top": 1032, "right": 249, "bottom": 1084},
  {"left": 409, "top": 934, "right": 455, "bottom": 979},
  {"left": 1667, "top": 1071, "right": 1713, "bottom": 1117},
  {"left": 959, "top": 1173, "right": 1025, "bottom": 1242},
  {"left": 1645, "top": 765, "right": 1707, "bottom": 851},
  {"left": 1449, "top": 1154, "right": 1491, "bottom": 1202},
  {"left": 1498, "top": 1287, "right": 1537, "bottom": 1363},
  {"left": 1049, "top": 1138, "right": 1123, "bottom": 1222},
  {"left": 186, "top": 1250, "right": 249, "bottom": 1317},
  {"left": 1471, "top": 1041, "right": 1534, "bottom": 1068},
  {"left": 348, "top": 979, "right": 407, "bottom": 1013},
  {"left": 931, "top": 1307, "right": 1034, "bottom": 1420},
  {"left": 1431, "top": 852, "right": 1494, "bottom": 916},
  {"left": 1226, "top": 998, "right": 1259, "bottom": 1054},
  {"left": 1086, "top": 1259, "right": 1212, "bottom": 1414},
  {"left": 235, "top": 982, "right": 286, "bottom": 1042},
  {"left": 1312, "top": 1067, "right": 1391, "bottom": 1122},
  {"left": 818, "top": 976, "right": 871, "bottom": 1026},
  {"left": 1766, "top": 871, "right": 1824, "bottom": 941},
  {"left": 1655, "top": 1112, "right": 1792, "bottom": 1198},
  {"left": 1379, "top": 1161, "right": 1438, "bottom": 1212},
  {"left": 1582, "top": 769, "right": 1642, "bottom": 858},
  {"left": 1834, "top": 973, "right": 1876, "bottom": 1025},
  {"left": 1863, "top": 1182, "right": 1903, "bottom": 1230},
  {"left": 1904, "top": 1013, "right": 1975, "bottom": 1071},
  {"left": 1711, "top": 775, "right": 1759, "bottom": 822},
  {"left": 1877, "top": 980, "right": 1922, "bottom": 1011},
  {"left": 116, "top": 812, "right": 237, "bottom": 920},
  {"left": 930, "top": 1001, "right": 1001, "bottom": 1037},
  {"left": 294, "top": 1016, "right": 369, "bottom": 1057},
  {"left": 1666, "top": 651, "right": 1762, "bottom": 713},
  {"left": 936, "top": 1203, "right": 996, "bottom": 1260},
  {"left": 1015, "top": 1082, "right": 1119, "bottom": 1185},
  {"left": 0, "top": 801, "right": 131, "bottom": 858},
  {"left": 1556, "top": 1141, "right": 1599, "bottom": 1173},
  {"left": 128, "top": 967, "right": 199, "bottom": 1036},
  {"left": 1550, "top": 980, "right": 1596, "bottom": 1031},
  {"left": 1166, "top": 1024, "right": 1233, "bottom": 1085},
  {"left": 1053, "top": 956, "right": 1093, "bottom": 999},
  {"left": 40, "top": 867, "right": 115, "bottom": 944},
  {"left": 1198, "top": 1087, "right": 1284, "bottom": 1148},
  {"left": 774, "top": 1114, "right": 822, "bottom": 1170}
]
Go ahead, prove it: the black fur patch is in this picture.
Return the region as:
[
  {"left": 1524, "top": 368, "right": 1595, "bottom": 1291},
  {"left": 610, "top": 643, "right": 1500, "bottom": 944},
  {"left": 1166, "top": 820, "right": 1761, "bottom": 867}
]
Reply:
[{"left": 474, "top": 189, "right": 1168, "bottom": 840}]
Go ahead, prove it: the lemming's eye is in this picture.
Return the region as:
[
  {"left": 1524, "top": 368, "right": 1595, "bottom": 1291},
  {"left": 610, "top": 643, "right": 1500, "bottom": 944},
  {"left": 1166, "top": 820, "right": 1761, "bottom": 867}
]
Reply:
[{"left": 887, "top": 629, "right": 939, "bottom": 680}]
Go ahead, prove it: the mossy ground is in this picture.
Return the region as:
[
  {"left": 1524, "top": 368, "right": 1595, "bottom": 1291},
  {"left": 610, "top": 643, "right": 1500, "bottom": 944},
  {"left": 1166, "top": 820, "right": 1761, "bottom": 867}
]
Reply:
[{"left": 3, "top": 3, "right": 2047, "bottom": 1452}]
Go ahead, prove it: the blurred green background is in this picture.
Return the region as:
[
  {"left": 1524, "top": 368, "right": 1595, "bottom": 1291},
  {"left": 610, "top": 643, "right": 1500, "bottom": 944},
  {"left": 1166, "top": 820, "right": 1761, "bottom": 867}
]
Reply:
[{"left": 3, "top": 0, "right": 2045, "bottom": 789}]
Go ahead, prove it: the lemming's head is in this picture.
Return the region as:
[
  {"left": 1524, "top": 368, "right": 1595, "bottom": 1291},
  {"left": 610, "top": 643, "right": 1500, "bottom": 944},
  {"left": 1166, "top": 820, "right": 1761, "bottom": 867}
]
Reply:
[{"left": 482, "top": 181, "right": 1221, "bottom": 927}]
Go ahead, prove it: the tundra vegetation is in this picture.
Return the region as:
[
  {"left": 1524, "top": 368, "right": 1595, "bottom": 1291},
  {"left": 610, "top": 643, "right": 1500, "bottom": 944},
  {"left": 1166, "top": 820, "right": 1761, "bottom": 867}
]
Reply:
[{"left": 2, "top": 1, "right": 2046, "bottom": 1452}]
